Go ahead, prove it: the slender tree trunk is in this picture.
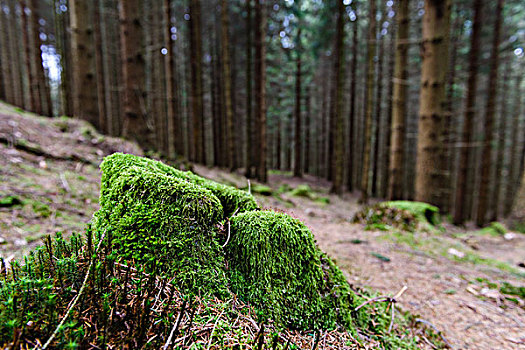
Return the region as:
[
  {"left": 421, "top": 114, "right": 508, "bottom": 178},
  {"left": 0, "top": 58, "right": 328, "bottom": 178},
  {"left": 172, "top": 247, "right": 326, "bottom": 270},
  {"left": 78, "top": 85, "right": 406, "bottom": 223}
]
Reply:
[
  {"left": 221, "top": 0, "right": 235, "bottom": 170},
  {"left": 504, "top": 74, "right": 522, "bottom": 216},
  {"left": 293, "top": 29, "right": 302, "bottom": 178},
  {"left": 7, "top": 0, "right": 23, "bottom": 108},
  {"left": 347, "top": 19, "right": 358, "bottom": 192},
  {"left": 360, "top": 0, "right": 377, "bottom": 202},
  {"left": 388, "top": 0, "right": 409, "bottom": 200},
  {"left": 254, "top": 0, "right": 267, "bottom": 182},
  {"left": 331, "top": 0, "right": 345, "bottom": 194},
  {"left": 94, "top": 0, "right": 107, "bottom": 133},
  {"left": 476, "top": 0, "right": 504, "bottom": 226},
  {"left": 164, "top": 0, "right": 178, "bottom": 158},
  {"left": 70, "top": 0, "right": 99, "bottom": 125},
  {"left": 492, "top": 58, "right": 511, "bottom": 221},
  {"left": 245, "top": 0, "right": 255, "bottom": 177},
  {"left": 21, "top": 0, "right": 34, "bottom": 111},
  {"left": 304, "top": 88, "right": 311, "bottom": 174},
  {"left": 415, "top": 0, "right": 451, "bottom": 209},
  {"left": 454, "top": 0, "right": 482, "bottom": 224},
  {"left": 0, "top": 3, "right": 14, "bottom": 104},
  {"left": 119, "top": 0, "right": 150, "bottom": 148},
  {"left": 372, "top": 16, "right": 384, "bottom": 197},
  {"left": 382, "top": 15, "right": 396, "bottom": 198},
  {"left": 189, "top": 0, "right": 204, "bottom": 163}
]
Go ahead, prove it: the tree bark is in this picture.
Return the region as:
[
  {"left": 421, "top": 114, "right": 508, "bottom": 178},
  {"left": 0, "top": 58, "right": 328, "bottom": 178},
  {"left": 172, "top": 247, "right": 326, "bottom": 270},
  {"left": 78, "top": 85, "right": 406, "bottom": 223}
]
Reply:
[
  {"left": 415, "top": 0, "right": 451, "bottom": 210},
  {"left": 454, "top": 0, "right": 482, "bottom": 224},
  {"left": 388, "top": 0, "right": 409, "bottom": 200},
  {"left": 293, "top": 28, "right": 302, "bottom": 178},
  {"left": 360, "top": 0, "right": 377, "bottom": 203},
  {"left": 331, "top": 0, "right": 345, "bottom": 194},
  {"left": 254, "top": 0, "right": 267, "bottom": 182},
  {"left": 221, "top": 0, "right": 235, "bottom": 170},
  {"left": 119, "top": 0, "right": 150, "bottom": 148},
  {"left": 164, "top": 0, "right": 179, "bottom": 157},
  {"left": 70, "top": 0, "right": 99, "bottom": 125},
  {"left": 476, "top": 0, "right": 504, "bottom": 226},
  {"left": 94, "top": 0, "right": 107, "bottom": 133},
  {"left": 189, "top": 0, "right": 204, "bottom": 163},
  {"left": 245, "top": 0, "right": 255, "bottom": 177},
  {"left": 21, "top": 0, "right": 34, "bottom": 111}
]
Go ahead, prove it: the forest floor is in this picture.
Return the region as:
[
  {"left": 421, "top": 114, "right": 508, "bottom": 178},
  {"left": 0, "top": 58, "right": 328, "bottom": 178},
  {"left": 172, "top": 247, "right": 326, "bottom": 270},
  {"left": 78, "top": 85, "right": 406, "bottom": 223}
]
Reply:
[{"left": 0, "top": 101, "right": 524, "bottom": 349}]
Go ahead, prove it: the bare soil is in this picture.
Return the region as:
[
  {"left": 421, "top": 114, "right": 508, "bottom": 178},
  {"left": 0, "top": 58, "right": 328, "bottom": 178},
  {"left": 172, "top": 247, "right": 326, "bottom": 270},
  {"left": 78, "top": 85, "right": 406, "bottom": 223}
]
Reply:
[{"left": 0, "top": 101, "right": 524, "bottom": 349}]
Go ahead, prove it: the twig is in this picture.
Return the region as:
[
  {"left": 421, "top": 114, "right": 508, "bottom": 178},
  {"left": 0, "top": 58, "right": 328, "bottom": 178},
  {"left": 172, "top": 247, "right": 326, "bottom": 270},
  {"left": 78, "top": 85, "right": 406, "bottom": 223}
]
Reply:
[
  {"left": 206, "top": 308, "right": 227, "bottom": 350},
  {"left": 248, "top": 179, "right": 251, "bottom": 195},
  {"left": 415, "top": 318, "right": 452, "bottom": 348},
  {"left": 163, "top": 300, "right": 188, "bottom": 350},
  {"left": 388, "top": 303, "right": 395, "bottom": 333},
  {"left": 222, "top": 207, "right": 240, "bottom": 248},
  {"left": 40, "top": 232, "right": 106, "bottom": 349},
  {"left": 59, "top": 173, "right": 71, "bottom": 192}
]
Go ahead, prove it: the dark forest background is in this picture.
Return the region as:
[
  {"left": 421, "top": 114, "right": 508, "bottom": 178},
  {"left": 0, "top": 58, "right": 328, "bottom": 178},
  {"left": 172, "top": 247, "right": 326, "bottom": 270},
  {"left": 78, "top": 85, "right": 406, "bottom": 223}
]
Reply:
[{"left": 0, "top": 0, "right": 524, "bottom": 226}]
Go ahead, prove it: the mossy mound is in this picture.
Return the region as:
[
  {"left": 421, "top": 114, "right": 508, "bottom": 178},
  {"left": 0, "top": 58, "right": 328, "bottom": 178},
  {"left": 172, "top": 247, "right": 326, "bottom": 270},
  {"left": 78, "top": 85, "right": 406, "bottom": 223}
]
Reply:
[
  {"left": 354, "top": 201, "right": 441, "bottom": 232},
  {"left": 99, "top": 153, "right": 257, "bottom": 217},
  {"left": 479, "top": 221, "right": 507, "bottom": 236},
  {"left": 92, "top": 163, "right": 230, "bottom": 295},
  {"left": 384, "top": 201, "right": 440, "bottom": 227},
  {"left": 226, "top": 210, "right": 354, "bottom": 330}
]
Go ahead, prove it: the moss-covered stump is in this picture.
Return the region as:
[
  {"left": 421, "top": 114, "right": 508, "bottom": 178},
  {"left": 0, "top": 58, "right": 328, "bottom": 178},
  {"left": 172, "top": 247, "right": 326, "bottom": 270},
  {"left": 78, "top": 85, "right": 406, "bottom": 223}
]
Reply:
[
  {"left": 99, "top": 153, "right": 258, "bottom": 217},
  {"left": 384, "top": 201, "right": 440, "bottom": 226},
  {"left": 226, "top": 210, "right": 354, "bottom": 330},
  {"left": 92, "top": 163, "right": 230, "bottom": 295}
]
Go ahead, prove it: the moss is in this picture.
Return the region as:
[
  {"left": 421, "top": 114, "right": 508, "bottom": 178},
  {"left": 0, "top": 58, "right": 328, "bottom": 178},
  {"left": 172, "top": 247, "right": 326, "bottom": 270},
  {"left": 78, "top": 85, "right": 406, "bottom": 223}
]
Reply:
[
  {"left": 0, "top": 195, "right": 23, "bottom": 207},
  {"left": 479, "top": 221, "right": 507, "bottom": 236},
  {"left": 100, "top": 153, "right": 257, "bottom": 217},
  {"left": 288, "top": 184, "right": 315, "bottom": 198},
  {"left": 249, "top": 184, "right": 273, "bottom": 196},
  {"left": 384, "top": 201, "right": 441, "bottom": 226},
  {"left": 31, "top": 201, "right": 52, "bottom": 218},
  {"left": 226, "top": 210, "right": 355, "bottom": 330},
  {"left": 92, "top": 164, "right": 229, "bottom": 296}
]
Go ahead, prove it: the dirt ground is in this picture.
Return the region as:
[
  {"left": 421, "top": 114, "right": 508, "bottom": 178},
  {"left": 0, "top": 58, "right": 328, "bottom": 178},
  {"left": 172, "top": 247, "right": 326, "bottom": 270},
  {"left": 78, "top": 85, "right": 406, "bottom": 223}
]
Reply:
[{"left": 1, "top": 102, "right": 524, "bottom": 349}]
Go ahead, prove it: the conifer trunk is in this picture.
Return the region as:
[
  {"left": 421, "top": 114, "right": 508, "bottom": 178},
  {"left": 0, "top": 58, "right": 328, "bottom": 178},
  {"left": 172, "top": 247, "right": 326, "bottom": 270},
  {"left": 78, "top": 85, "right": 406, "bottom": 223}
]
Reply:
[
  {"left": 293, "top": 29, "right": 302, "bottom": 178},
  {"left": 164, "top": 0, "right": 179, "bottom": 157},
  {"left": 189, "top": 0, "right": 204, "bottom": 163},
  {"left": 21, "top": 0, "right": 34, "bottom": 111},
  {"left": 415, "top": 0, "right": 451, "bottom": 209},
  {"left": 119, "top": 0, "right": 150, "bottom": 148},
  {"left": 388, "top": 0, "right": 409, "bottom": 200},
  {"left": 360, "top": 0, "right": 377, "bottom": 202},
  {"left": 254, "top": 0, "right": 267, "bottom": 182},
  {"left": 347, "top": 19, "right": 358, "bottom": 191},
  {"left": 221, "top": 0, "right": 235, "bottom": 170},
  {"left": 94, "top": 0, "right": 107, "bottom": 133},
  {"left": 70, "top": 0, "right": 99, "bottom": 125},
  {"left": 454, "top": 0, "right": 482, "bottom": 224},
  {"left": 476, "top": 0, "right": 504, "bottom": 226}
]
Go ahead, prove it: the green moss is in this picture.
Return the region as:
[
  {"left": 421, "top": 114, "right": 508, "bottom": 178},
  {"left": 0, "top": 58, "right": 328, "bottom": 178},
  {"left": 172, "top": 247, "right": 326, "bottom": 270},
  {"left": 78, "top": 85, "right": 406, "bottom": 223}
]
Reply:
[
  {"left": 249, "top": 184, "right": 273, "bottom": 196},
  {"left": 32, "top": 201, "right": 52, "bottom": 218},
  {"left": 92, "top": 164, "right": 229, "bottom": 296},
  {"left": 226, "top": 210, "right": 355, "bottom": 330},
  {"left": 100, "top": 153, "right": 257, "bottom": 217},
  {"left": 288, "top": 184, "right": 315, "bottom": 198},
  {"left": 479, "top": 222, "right": 507, "bottom": 236},
  {"left": 500, "top": 282, "right": 525, "bottom": 299},
  {"left": 0, "top": 195, "right": 23, "bottom": 207},
  {"left": 384, "top": 201, "right": 441, "bottom": 226}
]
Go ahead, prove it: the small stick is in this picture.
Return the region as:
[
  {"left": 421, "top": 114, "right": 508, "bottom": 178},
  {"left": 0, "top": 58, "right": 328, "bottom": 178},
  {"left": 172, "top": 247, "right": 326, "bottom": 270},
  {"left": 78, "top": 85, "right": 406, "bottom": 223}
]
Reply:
[
  {"left": 206, "top": 308, "right": 226, "bottom": 350},
  {"left": 388, "top": 303, "right": 395, "bottom": 333},
  {"left": 59, "top": 173, "right": 70, "bottom": 192},
  {"left": 163, "top": 300, "right": 187, "bottom": 350},
  {"left": 415, "top": 318, "right": 452, "bottom": 348},
  {"left": 248, "top": 179, "right": 251, "bottom": 194}
]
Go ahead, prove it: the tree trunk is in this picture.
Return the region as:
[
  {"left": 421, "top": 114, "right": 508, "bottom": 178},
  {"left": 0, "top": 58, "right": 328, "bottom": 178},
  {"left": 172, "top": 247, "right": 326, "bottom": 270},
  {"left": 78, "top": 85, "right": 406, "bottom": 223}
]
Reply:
[
  {"left": 21, "top": 0, "right": 34, "bottom": 111},
  {"left": 293, "top": 29, "right": 302, "bottom": 178},
  {"left": 94, "top": 0, "right": 107, "bottom": 133},
  {"left": 372, "top": 13, "right": 384, "bottom": 197},
  {"left": 164, "top": 0, "right": 179, "bottom": 158},
  {"left": 347, "top": 19, "right": 358, "bottom": 191},
  {"left": 119, "top": 0, "right": 150, "bottom": 148},
  {"left": 304, "top": 88, "right": 311, "bottom": 174},
  {"left": 245, "top": 0, "right": 255, "bottom": 177},
  {"left": 70, "top": 0, "right": 99, "bottom": 126},
  {"left": 454, "top": 0, "right": 482, "bottom": 224},
  {"left": 7, "top": 0, "right": 23, "bottom": 108},
  {"left": 360, "top": 0, "right": 377, "bottom": 203},
  {"left": 388, "top": 0, "right": 409, "bottom": 200},
  {"left": 491, "top": 58, "right": 511, "bottom": 221},
  {"left": 189, "top": 0, "right": 204, "bottom": 163},
  {"left": 0, "top": 3, "right": 13, "bottom": 104},
  {"left": 476, "top": 0, "right": 504, "bottom": 226},
  {"left": 254, "top": 0, "right": 267, "bottom": 182},
  {"left": 415, "top": 0, "right": 451, "bottom": 209},
  {"left": 221, "top": 0, "right": 235, "bottom": 170},
  {"left": 331, "top": 0, "right": 345, "bottom": 195},
  {"left": 504, "top": 74, "right": 522, "bottom": 216}
]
